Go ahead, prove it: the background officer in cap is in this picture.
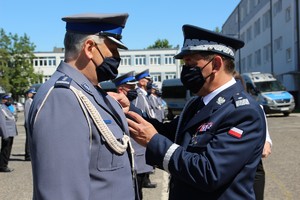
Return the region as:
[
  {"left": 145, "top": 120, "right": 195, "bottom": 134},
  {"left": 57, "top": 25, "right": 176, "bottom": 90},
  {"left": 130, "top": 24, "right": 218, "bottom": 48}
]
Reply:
[
  {"left": 0, "top": 95, "right": 18, "bottom": 172},
  {"left": 133, "top": 69, "right": 156, "bottom": 119},
  {"left": 28, "top": 13, "right": 136, "bottom": 200},
  {"left": 24, "top": 88, "right": 36, "bottom": 161},
  {"left": 148, "top": 83, "right": 165, "bottom": 122},
  {"left": 125, "top": 25, "right": 266, "bottom": 199},
  {"left": 113, "top": 71, "right": 154, "bottom": 199}
]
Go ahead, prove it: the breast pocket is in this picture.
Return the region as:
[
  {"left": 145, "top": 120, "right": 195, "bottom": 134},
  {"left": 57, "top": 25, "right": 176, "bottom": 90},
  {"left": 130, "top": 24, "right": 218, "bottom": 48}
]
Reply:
[{"left": 97, "top": 123, "right": 127, "bottom": 171}]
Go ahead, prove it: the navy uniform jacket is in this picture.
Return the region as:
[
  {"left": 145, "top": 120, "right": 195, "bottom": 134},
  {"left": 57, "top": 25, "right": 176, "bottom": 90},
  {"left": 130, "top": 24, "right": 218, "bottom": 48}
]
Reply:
[
  {"left": 145, "top": 82, "right": 266, "bottom": 200},
  {"left": 28, "top": 61, "right": 135, "bottom": 200},
  {"left": 0, "top": 104, "right": 18, "bottom": 138}
]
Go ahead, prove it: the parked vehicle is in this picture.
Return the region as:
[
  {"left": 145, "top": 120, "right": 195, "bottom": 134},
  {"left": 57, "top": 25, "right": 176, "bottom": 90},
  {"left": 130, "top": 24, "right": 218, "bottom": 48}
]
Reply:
[
  {"left": 161, "top": 79, "right": 194, "bottom": 120},
  {"left": 241, "top": 72, "right": 295, "bottom": 116}
]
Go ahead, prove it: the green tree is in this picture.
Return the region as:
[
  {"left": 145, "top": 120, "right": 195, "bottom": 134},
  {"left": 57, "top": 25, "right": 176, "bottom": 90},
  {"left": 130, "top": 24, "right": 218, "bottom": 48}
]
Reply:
[
  {"left": 214, "top": 27, "right": 220, "bottom": 33},
  {"left": 0, "top": 28, "right": 42, "bottom": 101},
  {"left": 147, "top": 39, "right": 173, "bottom": 49}
]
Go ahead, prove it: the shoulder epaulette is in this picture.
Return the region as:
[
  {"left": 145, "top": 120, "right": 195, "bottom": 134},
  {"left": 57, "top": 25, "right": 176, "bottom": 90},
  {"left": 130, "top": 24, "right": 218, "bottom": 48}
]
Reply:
[
  {"left": 233, "top": 92, "right": 250, "bottom": 108},
  {"left": 54, "top": 76, "right": 72, "bottom": 89}
]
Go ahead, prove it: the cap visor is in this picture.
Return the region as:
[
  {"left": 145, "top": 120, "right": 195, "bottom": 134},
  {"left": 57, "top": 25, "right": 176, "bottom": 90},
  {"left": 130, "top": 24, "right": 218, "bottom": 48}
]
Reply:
[
  {"left": 174, "top": 50, "right": 197, "bottom": 59},
  {"left": 107, "top": 36, "right": 128, "bottom": 50},
  {"left": 126, "top": 81, "right": 137, "bottom": 85}
]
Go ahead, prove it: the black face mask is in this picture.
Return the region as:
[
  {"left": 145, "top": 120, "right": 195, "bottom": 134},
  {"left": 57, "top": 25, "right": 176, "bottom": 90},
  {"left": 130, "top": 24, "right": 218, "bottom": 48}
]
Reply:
[
  {"left": 96, "top": 57, "right": 121, "bottom": 82},
  {"left": 126, "top": 89, "right": 138, "bottom": 101},
  {"left": 180, "top": 57, "right": 214, "bottom": 94},
  {"left": 93, "top": 44, "right": 121, "bottom": 82},
  {"left": 146, "top": 81, "right": 153, "bottom": 90},
  {"left": 155, "top": 90, "right": 162, "bottom": 97}
]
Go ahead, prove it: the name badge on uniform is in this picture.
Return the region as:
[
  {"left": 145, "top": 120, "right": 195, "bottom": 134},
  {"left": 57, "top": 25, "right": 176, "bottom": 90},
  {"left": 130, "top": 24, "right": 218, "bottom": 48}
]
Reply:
[{"left": 103, "top": 119, "right": 112, "bottom": 124}]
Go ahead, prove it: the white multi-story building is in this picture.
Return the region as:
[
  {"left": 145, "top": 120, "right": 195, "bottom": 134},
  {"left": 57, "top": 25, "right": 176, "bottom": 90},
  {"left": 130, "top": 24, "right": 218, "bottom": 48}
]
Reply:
[
  {"left": 222, "top": 0, "right": 300, "bottom": 106},
  {"left": 33, "top": 47, "right": 181, "bottom": 89}
]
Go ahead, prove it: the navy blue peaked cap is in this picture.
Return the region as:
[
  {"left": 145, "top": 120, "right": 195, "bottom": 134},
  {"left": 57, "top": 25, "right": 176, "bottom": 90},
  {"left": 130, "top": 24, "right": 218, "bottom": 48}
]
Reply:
[
  {"left": 135, "top": 69, "right": 151, "bottom": 81},
  {"left": 175, "top": 24, "right": 244, "bottom": 59},
  {"left": 26, "top": 88, "right": 36, "bottom": 94},
  {"left": 62, "top": 13, "right": 129, "bottom": 49},
  {"left": 113, "top": 71, "right": 137, "bottom": 87}
]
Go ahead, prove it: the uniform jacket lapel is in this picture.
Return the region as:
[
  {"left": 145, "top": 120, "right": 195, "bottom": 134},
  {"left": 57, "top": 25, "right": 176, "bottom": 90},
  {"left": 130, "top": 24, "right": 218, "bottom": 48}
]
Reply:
[{"left": 180, "top": 83, "right": 244, "bottom": 134}]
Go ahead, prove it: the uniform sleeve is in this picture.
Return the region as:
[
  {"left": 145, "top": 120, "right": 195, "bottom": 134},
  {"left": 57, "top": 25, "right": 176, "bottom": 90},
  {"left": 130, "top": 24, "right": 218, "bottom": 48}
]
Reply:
[
  {"left": 0, "top": 107, "right": 8, "bottom": 138},
  {"left": 31, "top": 88, "right": 91, "bottom": 200},
  {"left": 146, "top": 104, "right": 266, "bottom": 191}
]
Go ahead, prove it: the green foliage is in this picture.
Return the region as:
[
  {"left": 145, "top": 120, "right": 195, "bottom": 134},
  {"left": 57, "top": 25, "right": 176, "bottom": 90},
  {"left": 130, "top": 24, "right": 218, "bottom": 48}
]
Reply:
[
  {"left": 214, "top": 27, "right": 220, "bottom": 33},
  {"left": 0, "top": 28, "right": 42, "bottom": 101},
  {"left": 147, "top": 39, "right": 172, "bottom": 49}
]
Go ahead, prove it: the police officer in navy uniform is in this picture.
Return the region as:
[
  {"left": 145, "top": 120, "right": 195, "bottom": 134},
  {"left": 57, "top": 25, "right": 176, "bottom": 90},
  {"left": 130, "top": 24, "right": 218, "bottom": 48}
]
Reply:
[
  {"left": 0, "top": 95, "right": 18, "bottom": 172},
  {"left": 148, "top": 84, "right": 165, "bottom": 122},
  {"left": 133, "top": 69, "right": 156, "bottom": 119},
  {"left": 113, "top": 71, "right": 154, "bottom": 199},
  {"left": 28, "top": 13, "right": 136, "bottom": 200},
  {"left": 126, "top": 25, "right": 266, "bottom": 199}
]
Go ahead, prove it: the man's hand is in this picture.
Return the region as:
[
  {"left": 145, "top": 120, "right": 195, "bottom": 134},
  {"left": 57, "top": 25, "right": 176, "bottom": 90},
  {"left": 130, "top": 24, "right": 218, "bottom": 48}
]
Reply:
[
  {"left": 107, "top": 92, "right": 130, "bottom": 114},
  {"left": 262, "top": 141, "right": 272, "bottom": 158},
  {"left": 127, "top": 111, "right": 158, "bottom": 147}
]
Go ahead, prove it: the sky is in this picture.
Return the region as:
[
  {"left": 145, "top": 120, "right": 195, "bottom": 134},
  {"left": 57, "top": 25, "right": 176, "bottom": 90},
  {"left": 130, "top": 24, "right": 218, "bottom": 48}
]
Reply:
[{"left": 0, "top": 0, "right": 240, "bottom": 52}]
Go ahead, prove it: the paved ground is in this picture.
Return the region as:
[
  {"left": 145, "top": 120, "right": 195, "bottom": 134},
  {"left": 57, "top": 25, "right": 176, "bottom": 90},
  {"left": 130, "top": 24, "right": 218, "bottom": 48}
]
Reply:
[{"left": 1, "top": 112, "right": 300, "bottom": 200}]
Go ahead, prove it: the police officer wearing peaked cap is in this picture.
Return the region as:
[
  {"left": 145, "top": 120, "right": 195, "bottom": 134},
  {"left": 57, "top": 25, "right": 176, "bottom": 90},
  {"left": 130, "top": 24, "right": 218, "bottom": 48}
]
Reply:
[
  {"left": 126, "top": 24, "right": 266, "bottom": 200},
  {"left": 133, "top": 69, "right": 156, "bottom": 119},
  {"left": 113, "top": 71, "right": 154, "bottom": 199},
  {"left": 28, "top": 13, "right": 137, "bottom": 200},
  {"left": 24, "top": 88, "right": 36, "bottom": 161}
]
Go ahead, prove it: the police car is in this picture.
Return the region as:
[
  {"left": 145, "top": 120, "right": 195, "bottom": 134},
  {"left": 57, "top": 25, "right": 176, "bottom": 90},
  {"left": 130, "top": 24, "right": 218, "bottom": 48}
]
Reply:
[{"left": 241, "top": 72, "right": 295, "bottom": 116}]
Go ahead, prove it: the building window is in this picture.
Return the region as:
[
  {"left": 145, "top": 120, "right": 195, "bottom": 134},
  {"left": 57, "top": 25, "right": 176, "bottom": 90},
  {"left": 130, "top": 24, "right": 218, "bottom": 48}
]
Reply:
[
  {"left": 134, "top": 55, "right": 146, "bottom": 66},
  {"left": 274, "top": 36, "right": 282, "bottom": 53},
  {"left": 164, "top": 54, "right": 175, "bottom": 65},
  {"left": 151, "top": 73, "right": 161, "bottom": 82},
  {"left": 120, "top": 56, "right": 131, "bottom": 66},
  {"left": 247, "top": 54, "right": 252, "bottom": 69},
  {"left": 285, "top": 7, "right": 291, "bottom": 22},
  {"left": 255, "top": 49, "right": 261, "bottom": 66},
  {"left": 165, "top": 72, "right": 176, "bottom": 79},
  {"left": 242, "top": 58, "right": 246, "bottom": 70},
  {"left": 286, "top": 48, "right": 292, "bottom": 62},
  {"left": 254, "top": 18, "right": 261, "bottom": 37},
  {"left": 255, "top": 0, "right": 261, "bottom": 6},
  {"left": 149, "top": 55, "right": 161, "bottom": 65},
  {"left": 273, "top": 0, "right": 282, "bottom": 17},
  {"left": 33, "top": 56, "right": 56, "bottom": 67},
  {"left": 263, "top": 44, "right": 271, "bottom": 63},
  {"left": 246, "top": 26, "right": 252, "bottom": 42},
  {"left": 240, "top": 32, "right": 245, "bottom": 43},
  {"left": 263, "top": 10, "right": 271, "bottom": 31}
]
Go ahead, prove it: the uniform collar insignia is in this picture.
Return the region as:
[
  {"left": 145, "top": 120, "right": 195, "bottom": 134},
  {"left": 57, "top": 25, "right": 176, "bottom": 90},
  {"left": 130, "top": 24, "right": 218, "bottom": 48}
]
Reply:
[
  {"left": 216, "top": 97, "right": 226, "bottom": 105},
  {"left": 81, "top": 83, "right": 91, "bottom": 93}
]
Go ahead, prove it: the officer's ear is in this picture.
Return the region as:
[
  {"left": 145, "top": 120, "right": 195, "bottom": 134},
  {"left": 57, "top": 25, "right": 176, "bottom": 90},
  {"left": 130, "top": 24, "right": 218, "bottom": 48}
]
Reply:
[
  {"left": 84, "top": 39, "right": 96, "bottom": 59},
  {"left": 212, "top": 55, "right": 222, "bottom": 73}
]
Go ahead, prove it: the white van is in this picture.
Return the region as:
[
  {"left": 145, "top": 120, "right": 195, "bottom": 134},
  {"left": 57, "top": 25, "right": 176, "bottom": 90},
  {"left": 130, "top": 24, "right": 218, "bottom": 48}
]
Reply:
[
  {"left": 241, "top": 72, "right": 295, "bottom": 116},
  {"left": 161, "top": 79, "right": 194, "bottom": 119}
]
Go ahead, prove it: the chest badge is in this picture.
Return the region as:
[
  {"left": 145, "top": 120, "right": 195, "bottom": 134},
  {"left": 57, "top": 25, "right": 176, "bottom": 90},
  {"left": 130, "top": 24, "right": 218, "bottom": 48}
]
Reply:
[{"left": 216, "top": 97, "right": 226, "bottom": 105}]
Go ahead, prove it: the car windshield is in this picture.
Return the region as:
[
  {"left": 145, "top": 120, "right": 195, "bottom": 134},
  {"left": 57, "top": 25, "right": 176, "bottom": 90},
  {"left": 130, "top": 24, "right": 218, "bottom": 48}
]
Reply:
[
  {"left": 255, "top": 81, "right": 285, "bottom": 92},
  {"left": 162, "top": 86, "right": 187, "bottom": 99}
]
